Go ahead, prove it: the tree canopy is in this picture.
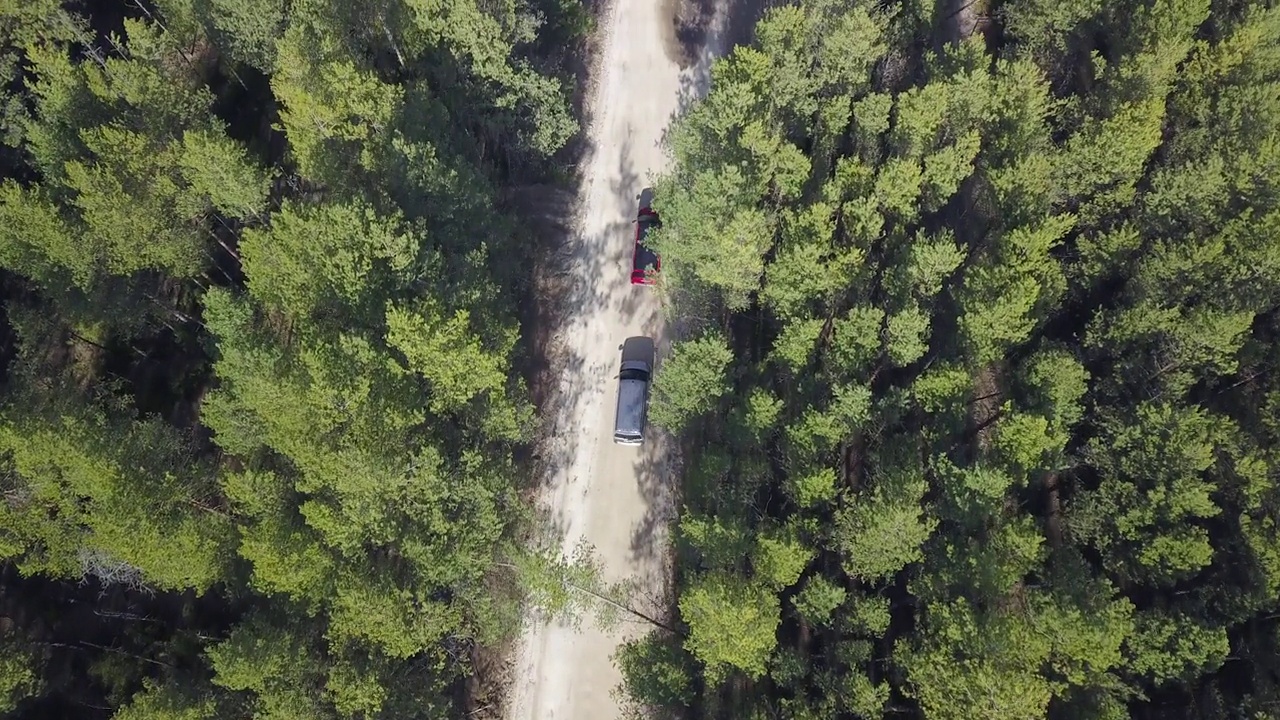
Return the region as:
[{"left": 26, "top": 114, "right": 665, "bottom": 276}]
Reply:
[
  {"left": 6, "top": 0, "right": 1280, "bottom": 718},
  {"left": 635, "top": 0, "right": 1280, "bottom": 718},
  {"left": 0, "top": 0, "right": 583, "bottom": 716}
]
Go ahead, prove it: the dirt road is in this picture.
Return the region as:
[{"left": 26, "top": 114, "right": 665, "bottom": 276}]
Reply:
[{"left": 502, "top": 0, "right": 748, "bottom": 718}]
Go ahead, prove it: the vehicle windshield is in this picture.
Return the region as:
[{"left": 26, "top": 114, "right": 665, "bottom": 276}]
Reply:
[{"left": 619, "top": 368, "right": 650, "bottom": 382}]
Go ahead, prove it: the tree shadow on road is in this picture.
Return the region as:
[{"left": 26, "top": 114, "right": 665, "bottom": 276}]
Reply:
[
  {"left": 656, "top": 0, "right": 776, "bottom": 187},
  {"left": 659, "top": 0, "right": 774, "bottom": 69}
]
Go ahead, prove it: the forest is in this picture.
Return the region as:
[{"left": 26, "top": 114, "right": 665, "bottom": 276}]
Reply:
[
  {"left": 0, "top": 0, "right": 588, "bottom": 717},
  {"left": 5, "top": 0, "right": 1280, "bottom": 717},
  {"left": 632, "top": 0, "right": 1280, "bottom": 717}
]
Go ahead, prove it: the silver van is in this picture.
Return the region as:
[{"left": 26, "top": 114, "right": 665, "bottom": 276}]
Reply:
[{"left": 613, "top": 358, "right": 652, "bottom": 446}]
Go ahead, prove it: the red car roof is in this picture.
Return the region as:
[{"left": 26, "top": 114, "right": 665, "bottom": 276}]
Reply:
[{"left": 632, "top": 208, "right": 661, "bottom": 285}]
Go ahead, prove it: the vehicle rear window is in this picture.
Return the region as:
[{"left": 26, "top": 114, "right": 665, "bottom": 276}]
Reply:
[{"left": 619, "top": 368, "right": 650, "bottom": 382}]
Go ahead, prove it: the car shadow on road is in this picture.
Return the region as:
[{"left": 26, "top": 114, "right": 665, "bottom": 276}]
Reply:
[
  {"left": 606, "top": 339, "right": 677, "bottom": 617},
  {"left": 622, "top": 429, "right": 680, "bottom": 617}
]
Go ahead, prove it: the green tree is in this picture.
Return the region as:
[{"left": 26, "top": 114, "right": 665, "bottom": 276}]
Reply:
[
  {"left": 647, "top": 0, "right": 1280, "bottom": 716},
  {"left": 616, "top": 632, "right": 695, "bottom": 711},
  {"left": 111, "top": 679, "right": 221, "bottom": 720},
  {"left": 1125, "top": 609, "right": 1229, "bottom": 686},
  {"left": 0, "top": 635, "right": 42, "bottom": 714},
  {"left": 835, "top": 465, "right": 936, "bottom": 584},
  {"left": 0, "top": 384, "right": 235, "bottom": 592},
  {"left": 751, "top": 522, "right": 816, "bottom": 590},
  {"left": 650, "top": 332, "right": 734, "bottom": 432},
  {"left": 207, "top": 611, "right": 336, "bottom": 719},
  {"left": 1069, "top": 402, "right": 1226, "bottom": 586},
  {"left": 679, "top": 573, "right": 780, "bottom": 682},
  {"left": 899, "top": 599, "right": 1055, "bottom": 720}
]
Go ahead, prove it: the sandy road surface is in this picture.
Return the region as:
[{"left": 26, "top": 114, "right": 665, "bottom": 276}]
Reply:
[{"left": 503, "top": 0, "right": 749, "bottom": 718}]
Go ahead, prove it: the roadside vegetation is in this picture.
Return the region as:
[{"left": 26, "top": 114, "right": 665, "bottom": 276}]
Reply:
[
  {"left": 638, "top": 0, "right": 1280, "bottom": 717},
  {"left": 0, "top": 0, "right": 588, "bottom": 717}
]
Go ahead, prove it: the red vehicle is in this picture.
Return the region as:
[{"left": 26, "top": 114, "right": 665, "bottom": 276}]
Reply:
[{"left": 631, "top": 206, "right": 662, "bottom": 285}]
